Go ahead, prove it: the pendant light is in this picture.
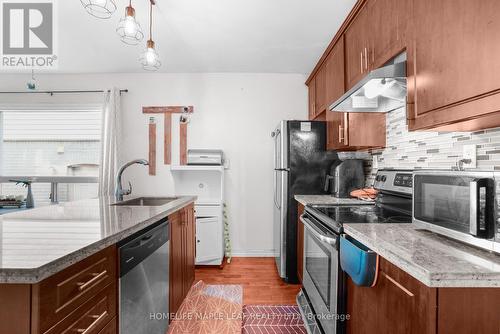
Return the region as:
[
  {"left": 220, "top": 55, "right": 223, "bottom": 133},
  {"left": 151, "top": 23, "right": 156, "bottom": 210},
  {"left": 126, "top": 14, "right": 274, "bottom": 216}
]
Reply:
[
  {"left": 139, "top": 1, "right": 161, "bottom": 71},
  {"left": 116, "top": 0, "right": 144, "bottom": 45},
  {"left": 80, "top": 0, "right": 117, "bottom": 19}
]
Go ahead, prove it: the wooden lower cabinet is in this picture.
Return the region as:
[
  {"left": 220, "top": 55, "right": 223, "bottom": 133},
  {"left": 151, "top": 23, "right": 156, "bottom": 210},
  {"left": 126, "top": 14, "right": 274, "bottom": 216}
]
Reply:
[
  {"left": 296, "top": 203, "right": 305, "bottom": 283},
  {"left": 347, "top": 257, "right": 500, "bottom": 334},
  {"left": 43, "top": 284, "right": 117, "bottom": 334},
  {"left": 98, "top": 317, "right": 117, "bottom": 334},
  {"left": 169, "top": 204, "right": 196, "bottom": 315}
]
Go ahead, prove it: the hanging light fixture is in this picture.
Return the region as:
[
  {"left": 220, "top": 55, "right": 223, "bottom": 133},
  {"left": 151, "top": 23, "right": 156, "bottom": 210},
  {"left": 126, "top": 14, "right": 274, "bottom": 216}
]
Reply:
[
  {"left": 139, "top": 1, "right": 161, "bottom": 71},
  {"left": 80, "top": 0, "right": 117, "bottom": 19},
  {"left": 116, "top": 0, "right": 144, "bottom": 45}
]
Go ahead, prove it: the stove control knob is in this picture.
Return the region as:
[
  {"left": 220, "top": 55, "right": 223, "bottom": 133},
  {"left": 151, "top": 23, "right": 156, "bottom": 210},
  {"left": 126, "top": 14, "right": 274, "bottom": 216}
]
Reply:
[
  {"left": 381, "top": 175, "right": 387, "bottom": 182},
  {"left": 375, "top": 175, "right": 381, "bottom": 181}
]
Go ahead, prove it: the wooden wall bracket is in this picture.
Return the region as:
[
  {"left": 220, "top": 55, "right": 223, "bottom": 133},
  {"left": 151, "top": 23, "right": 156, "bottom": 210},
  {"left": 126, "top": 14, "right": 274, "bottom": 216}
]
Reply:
[{"left": 143, "top": 106, "right": 194, "bottom": 166}]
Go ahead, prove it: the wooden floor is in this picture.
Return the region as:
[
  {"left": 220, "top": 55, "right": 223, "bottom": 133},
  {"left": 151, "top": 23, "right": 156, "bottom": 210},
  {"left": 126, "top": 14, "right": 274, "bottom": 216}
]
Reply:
[{"left": 195, "top": 257, "right": 301, "bottom": 305}]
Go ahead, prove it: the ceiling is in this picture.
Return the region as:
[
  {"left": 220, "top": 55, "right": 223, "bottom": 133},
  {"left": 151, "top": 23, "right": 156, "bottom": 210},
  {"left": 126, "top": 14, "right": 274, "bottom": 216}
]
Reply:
[{"left": 45, "top": 0, "right": 356, "bottom": 73}]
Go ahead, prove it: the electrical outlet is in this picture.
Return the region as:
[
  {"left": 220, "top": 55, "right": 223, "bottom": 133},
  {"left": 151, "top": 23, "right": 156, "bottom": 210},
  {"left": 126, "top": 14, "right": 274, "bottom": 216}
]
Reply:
[{"left": 463, "top": 144, "right": 477, "bottom": 168}]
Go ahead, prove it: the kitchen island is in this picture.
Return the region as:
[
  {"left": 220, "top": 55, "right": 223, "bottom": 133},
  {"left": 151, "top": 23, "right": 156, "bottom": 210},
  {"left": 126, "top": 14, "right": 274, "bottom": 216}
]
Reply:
[{"left": 0, "top": 196, "right": 196, "bottom": 334}]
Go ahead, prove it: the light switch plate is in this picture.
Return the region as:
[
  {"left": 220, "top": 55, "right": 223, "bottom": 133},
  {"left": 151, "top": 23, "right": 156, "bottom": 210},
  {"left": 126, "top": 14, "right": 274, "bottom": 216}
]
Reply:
[{"left": 463, "top": 144, "right": 477, "bottom": 168}]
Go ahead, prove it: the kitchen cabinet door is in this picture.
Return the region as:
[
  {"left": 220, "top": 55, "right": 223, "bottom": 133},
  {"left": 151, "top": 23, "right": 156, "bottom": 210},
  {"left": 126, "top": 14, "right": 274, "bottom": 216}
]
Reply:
[
  {"left": 347, "top": 257, "right": 437, "bottom": 334},
  {"left": 169, "top": 213, "right": 184, "bottom": 315},
  {"left": 195, "top": 218, "right": 220, "bottom": 264},
  {"left": 347, "top": 113, "right": 386, "bottom": 149},
  {"left": 409, "top": 0, "right": 500, "bottom": 130},
  {"left": 315, "top": 65, "right": 327, "bottom": 115},
  {"left": 344, "top": 4, "right": 369, "bottom": 90},
  {"left": 327, "top": 112, "right": 349, "bottom": 150},
  {"left": 325, "top": 38, "right": 345, "bottom": 107},
  {"left": 184, "top": 205, "right": 195, "bottom": 293},
  {"left": 367, "top": 0, "right": 410, "bottom": 69},
  {"left": 324, "top": 38, "right": 349, "bottom": 151},
  {"left": 307, "top": 78, "right": 316, "bottom": 120}
]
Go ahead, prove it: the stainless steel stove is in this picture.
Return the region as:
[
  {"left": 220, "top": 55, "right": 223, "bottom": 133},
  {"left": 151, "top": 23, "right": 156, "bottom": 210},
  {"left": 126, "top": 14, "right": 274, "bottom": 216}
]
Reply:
[{"left": 297, "top": 169, "right": 413, "bottom": 334}]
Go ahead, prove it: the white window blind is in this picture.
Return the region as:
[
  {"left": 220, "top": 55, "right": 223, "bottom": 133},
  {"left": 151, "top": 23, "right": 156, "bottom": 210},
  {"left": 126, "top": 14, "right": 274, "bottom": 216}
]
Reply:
[{"left": 2, "top": 108, "right": 102, "bottom": 141}]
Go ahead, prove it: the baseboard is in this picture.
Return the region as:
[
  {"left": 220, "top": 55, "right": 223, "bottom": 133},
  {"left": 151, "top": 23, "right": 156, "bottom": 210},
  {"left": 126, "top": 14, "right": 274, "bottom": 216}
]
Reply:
[{"left": 230, "top": 250, "right": 275, "bottom": 257}]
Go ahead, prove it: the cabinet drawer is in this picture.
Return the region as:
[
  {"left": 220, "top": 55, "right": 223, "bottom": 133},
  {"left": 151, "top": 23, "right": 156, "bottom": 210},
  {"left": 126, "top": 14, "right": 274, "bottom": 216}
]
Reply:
[
  {"left": 98, "top": 317, "right": 117, "bottom": 334},
  {"left": 194, "top": 205, "right": 220, "bottom": 218},
  {"left": 43, "top": 284, "right": 117, "bottom": 334},
  {"left": 33, "top": 246, "right": 117, "bottom": 333}
]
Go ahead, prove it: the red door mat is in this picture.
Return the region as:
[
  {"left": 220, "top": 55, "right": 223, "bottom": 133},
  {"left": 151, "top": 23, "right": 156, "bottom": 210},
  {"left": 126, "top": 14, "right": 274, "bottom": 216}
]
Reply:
[{"left": 242, "top": 305, "right": 307, "bottom": 334}]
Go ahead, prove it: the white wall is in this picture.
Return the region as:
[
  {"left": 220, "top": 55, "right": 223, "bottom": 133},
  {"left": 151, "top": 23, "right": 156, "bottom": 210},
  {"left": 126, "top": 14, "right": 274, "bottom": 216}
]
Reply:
[{"left": 0, "top": 73, "right": 308, "bottom": 255}]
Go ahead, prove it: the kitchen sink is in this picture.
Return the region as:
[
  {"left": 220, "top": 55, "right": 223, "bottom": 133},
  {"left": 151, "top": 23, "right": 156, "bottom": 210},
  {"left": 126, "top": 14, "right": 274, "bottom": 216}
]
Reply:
[{"left": 112, "top": 197, "right": 179, "bottom": 207}]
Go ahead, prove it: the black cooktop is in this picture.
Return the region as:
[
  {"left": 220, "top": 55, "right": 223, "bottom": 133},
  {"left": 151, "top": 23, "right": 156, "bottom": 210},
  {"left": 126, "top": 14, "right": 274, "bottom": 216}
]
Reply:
[{"left": 306, "top": 204, "right": 412, "bottom": 234}]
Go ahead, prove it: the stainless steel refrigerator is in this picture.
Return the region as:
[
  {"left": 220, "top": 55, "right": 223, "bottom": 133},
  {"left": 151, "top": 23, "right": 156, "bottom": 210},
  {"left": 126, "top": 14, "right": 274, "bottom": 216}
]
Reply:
[{"left": 271, "top": 120, "right": 335, "bottom": 283}]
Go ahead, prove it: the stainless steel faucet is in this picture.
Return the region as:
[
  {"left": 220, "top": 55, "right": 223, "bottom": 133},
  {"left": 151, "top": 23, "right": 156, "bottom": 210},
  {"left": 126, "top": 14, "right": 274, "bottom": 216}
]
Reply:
[{"left": 115, "top": 159, "right": 149, "bottom": 201}]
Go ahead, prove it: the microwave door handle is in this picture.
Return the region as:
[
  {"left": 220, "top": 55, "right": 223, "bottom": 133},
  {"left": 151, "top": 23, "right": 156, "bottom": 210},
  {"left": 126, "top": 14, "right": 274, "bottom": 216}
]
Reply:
[
  {"left": 300, "top": 214, "right": 337, "bottom": 246},
  {"left": 470, "top": 179, "right": 479, "bottom": 236},
  {"left": 469, "top": 178, "right": 494, "bottom": 238}
]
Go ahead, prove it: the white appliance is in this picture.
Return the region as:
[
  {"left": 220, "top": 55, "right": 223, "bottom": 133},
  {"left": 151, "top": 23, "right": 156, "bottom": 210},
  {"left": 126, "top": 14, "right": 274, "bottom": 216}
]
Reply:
[{"left": 187, "top": 149, "right": 224, "bottom": 165}]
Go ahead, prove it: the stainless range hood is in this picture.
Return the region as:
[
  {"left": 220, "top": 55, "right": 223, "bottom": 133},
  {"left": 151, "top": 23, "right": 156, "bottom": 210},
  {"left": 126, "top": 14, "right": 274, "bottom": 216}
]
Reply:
[{"left": 330, "top": 54, "right": 407, "bottom": 113}]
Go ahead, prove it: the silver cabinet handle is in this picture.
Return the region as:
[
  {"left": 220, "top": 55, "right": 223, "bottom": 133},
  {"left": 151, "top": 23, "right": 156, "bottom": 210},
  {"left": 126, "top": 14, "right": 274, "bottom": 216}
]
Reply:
[
  {"left": 364, "top": 47, "right": 368, "bottom": 71},
  {"left": 360, "top": 51, "right": 363, "bottom": 74},
  {"left": 76, "top": 311, "right": 108, "bottom": 334},
  {"left": 300, "top": 215, "right": 337, "bottom": 246},
  {"left": 77, "top": 270, "right": 107, "bottom": 291}
]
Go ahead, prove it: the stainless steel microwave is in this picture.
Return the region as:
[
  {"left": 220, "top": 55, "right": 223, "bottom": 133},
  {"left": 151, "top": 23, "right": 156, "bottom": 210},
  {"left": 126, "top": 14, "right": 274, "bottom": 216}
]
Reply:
[{"left": 413, "top": 170, "right": 500, "bottom": 253}]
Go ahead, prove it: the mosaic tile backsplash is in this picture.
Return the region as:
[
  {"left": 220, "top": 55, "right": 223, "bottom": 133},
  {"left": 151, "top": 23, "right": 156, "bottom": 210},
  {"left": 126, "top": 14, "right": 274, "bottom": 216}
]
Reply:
[
  {"left": 339, "top": 106, "right": 500, "bottom": 243},
  {"left": 342, "top": 107, "right": 500, "bottom": 185}
]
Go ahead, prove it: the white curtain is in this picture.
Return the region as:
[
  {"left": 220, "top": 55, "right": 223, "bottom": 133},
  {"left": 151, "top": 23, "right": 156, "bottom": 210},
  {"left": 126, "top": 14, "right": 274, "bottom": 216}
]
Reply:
[{"left": 99, "top": 88, "right": 121, "bottom": 197}]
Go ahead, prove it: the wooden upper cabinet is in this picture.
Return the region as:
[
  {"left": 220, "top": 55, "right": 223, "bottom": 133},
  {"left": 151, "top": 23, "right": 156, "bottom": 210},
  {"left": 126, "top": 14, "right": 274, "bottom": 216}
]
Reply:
[
  {"left": 344, "top": 4, "right": 369, "bottom": 90},
  {"left": 367, "top": 0, "right": 410, "bottom": 69},
  {"left": 307, "top": 77, "right": 316, "bottom": 120},
  {"left": 315, "top": 65, "right": 327, "bottom": 115},
  {"left": 325, "top": 37, "right": 345, "bottom": 106},
  {"left": 408, "top": 0, "right": 500, "bottom": 131},
  {"left": 324, "top": 38, "right": 349, "bottom": 150}
]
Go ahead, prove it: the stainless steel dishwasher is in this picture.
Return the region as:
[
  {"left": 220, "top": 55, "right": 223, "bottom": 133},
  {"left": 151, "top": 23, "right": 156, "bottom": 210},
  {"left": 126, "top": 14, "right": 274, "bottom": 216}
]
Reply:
[{"left": 119, "top": 219, "right": 169, "bottom": 334}]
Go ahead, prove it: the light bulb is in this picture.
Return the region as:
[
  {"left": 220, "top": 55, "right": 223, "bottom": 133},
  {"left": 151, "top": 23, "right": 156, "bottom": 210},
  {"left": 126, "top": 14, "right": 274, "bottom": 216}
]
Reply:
[
  {"left": 145, "top": 48, "right": 157, "bottom": 64},
  {"left": 124, "top": 16, "right": 137, "bottom": 35},
  {"left": 364, "top": 79, "right": 385, "bottom": 99}
]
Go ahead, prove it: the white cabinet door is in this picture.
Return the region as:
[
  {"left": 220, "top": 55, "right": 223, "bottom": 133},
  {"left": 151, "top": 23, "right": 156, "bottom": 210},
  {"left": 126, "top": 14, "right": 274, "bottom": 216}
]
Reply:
[{"left": 195, "top": 217, "right": 221, "bottom": 264}]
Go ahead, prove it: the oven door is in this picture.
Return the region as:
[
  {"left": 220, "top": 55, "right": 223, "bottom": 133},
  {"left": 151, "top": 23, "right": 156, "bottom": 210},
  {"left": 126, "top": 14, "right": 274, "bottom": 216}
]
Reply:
[
  {"left": 300, "top": 213, "right": 339, "bottom": 334},
  {"left": 413, "top": 171, "right": 496, "bottom": 241}
]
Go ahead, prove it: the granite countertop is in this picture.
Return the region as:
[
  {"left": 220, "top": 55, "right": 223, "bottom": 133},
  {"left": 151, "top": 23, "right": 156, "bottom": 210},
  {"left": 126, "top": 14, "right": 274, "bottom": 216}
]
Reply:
[
  {"left": 295, "top": 195, "right": 374, "bottom": 206},
  {"left": 0, "top": 196, "right": 196, "bottom": 284},
  {"left": 344, "top": 223, "right": 500, "bottom": 288}
]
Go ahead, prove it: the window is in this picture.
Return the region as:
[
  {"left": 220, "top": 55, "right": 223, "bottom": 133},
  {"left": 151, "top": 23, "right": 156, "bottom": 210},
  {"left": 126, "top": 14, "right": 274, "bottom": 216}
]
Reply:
[{"left": 0, "top": 105, "right": 102, "bottom": 206}]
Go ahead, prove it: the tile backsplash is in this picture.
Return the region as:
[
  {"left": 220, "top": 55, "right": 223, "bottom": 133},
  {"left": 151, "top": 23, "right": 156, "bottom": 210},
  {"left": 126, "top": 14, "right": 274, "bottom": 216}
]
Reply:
[
  {"left": 357, "top": 107, "right": 500, "bottom": 185},
  {"left": 339, "top": 106, "right": 500, "bottom": 242}
]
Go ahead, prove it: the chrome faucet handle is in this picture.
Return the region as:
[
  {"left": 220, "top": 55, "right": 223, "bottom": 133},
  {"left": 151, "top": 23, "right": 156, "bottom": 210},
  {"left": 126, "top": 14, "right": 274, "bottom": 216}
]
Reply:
[{"left": 123, "top": 181, "right": 132, "bottom": 196}]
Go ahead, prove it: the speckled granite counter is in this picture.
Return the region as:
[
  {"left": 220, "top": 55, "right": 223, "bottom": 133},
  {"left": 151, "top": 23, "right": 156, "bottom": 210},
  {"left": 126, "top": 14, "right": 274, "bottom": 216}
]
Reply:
[
  {"left": 295, "top": 195, "right": 373, "bottom": 206},
  {"left": 0, "top": 196, "right": 196, "bottom": 283},
  {"left": 343, "top": 223, "right": 500, "bottom": 288}
]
